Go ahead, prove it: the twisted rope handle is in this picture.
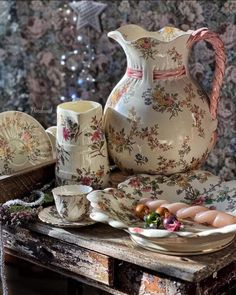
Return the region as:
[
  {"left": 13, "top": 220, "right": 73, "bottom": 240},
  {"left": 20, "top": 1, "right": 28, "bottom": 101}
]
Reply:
[{"left": 187, "top": 28, "right": 226, "bottom": 120}]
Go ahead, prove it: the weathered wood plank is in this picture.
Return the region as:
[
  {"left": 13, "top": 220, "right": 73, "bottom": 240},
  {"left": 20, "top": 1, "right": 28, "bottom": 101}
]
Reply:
[
  {"left": 115, "top": 260, "right": 196, "bottom": 295},
  {"left": 4, "top": 250, "right": 127, "bottom": 295},
  {"left": 25, "top": 222, "right": 236, "bottom": 283},
  {"left": 0, "top": 160, "right": 55, "bottom": 202},
  {"left": 3, "top": 226, "right": 114, "bottom": 286},
  {"left": 5, "top": 242, "right": 236, "bottom": 295}
]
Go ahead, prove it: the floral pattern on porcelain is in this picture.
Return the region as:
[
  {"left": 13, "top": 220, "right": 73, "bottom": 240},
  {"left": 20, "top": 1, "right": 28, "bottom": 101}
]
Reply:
[
  {"left": 105, "top": 24, "right": 222, "bottom": 175},
  {"left": 143, "top": 85, "right": 182, "bottom": 119},
  {"left": 73, "top": 165, "right": 108, "bottom": 189},
  {"left": 117, "top": 170, "right": 236, "bottom": 213},
  {"left": 56, "top": 165, "right": 109, "bottom": 190},
  {"left": 55, "top": 101, "right": 110, "bottom": 189},
  {"left": 1, "top": 1, "right": 235, "bottom": 181},
  {"left": 107, "top": 100, "right": 210, "bottom": 174},
  {"left": 56, "top": 142, "right": 70, "bottom": 172},
  {"left": 85, "top": 116, "right": 106, "bottom": 158},
  {"left": 107, "top": 107, "right": 172, "bottom": 159},
  {"left": 87, "top": 171, "right": 236, "bottom": 239},
  {"left": 106, "top": 81, "right": 132, "bottom": 109},
  {"left": 167, "top": 46, "right": 183, "bottom": 66},
  {"left": 132, "top": 38, "right": 159, "bottom": 60},
  {"left": 0, "top": 111, "right": 52, "bottom": 175},
  {"left": 60, "top": 115, "right": 81, "bottom": 143}
]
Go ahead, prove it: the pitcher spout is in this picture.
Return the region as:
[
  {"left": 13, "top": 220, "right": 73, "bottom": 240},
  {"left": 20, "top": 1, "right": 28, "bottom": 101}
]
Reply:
[
  {"left": 108, "top": 24, "right": 148, "bottom": 44},
  {"left": 108, "top": 24, "right": 194, "bottom": 44}
]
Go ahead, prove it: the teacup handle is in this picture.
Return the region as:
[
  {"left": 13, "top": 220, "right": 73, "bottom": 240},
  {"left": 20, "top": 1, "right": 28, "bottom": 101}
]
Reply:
[
  {"left": 187, "top": 27, "right": 225, "bottom": 120},
  {"left": 46, "top": 126, "right": 57, "bottom": 153}
]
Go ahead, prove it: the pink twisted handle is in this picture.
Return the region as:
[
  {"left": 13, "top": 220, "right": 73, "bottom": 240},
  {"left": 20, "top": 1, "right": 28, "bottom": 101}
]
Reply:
[
  {"left": 140, "top": 198, "right": 236, "bottom": 228},
  {"left": 187, "top": 28, "right": 226, "bottom": 120}
]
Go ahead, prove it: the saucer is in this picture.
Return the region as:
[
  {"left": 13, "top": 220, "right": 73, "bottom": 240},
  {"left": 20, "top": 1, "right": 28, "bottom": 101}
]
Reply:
[
  {"left": 38, "top": 206, "right": 96, "bottom": 228},
  {"left": 130, "top": 233, "right": 235, "bottom": 256},
  {"left": 0, "top": 111, "right": 53, "bottom": 176}
]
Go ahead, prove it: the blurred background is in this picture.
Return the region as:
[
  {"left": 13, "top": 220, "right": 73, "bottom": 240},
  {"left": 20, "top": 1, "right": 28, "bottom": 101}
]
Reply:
[{"left": 0, "top": 0, "right": 235, "bottom": 179}]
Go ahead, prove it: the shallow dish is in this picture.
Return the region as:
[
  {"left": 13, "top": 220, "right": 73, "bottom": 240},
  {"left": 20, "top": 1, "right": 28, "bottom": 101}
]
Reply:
[
  {"left": 0, "top": 111, "right": 53, "bottom": 176},
  {"left": 130, "top": 233, "right": 235, "bottom": 255},
  {"left": 117, "top": 170, "right": 236, "bottom": 213},
  {"left": 38, "top": 206, "right": 96, "bottom": 228},
  {"left": 87, "top": 172, "right": 236, "bottom": 254}
]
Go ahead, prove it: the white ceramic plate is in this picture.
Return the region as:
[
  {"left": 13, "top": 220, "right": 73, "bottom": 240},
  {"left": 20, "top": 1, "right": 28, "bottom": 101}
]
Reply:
[
  {"left": 87, "top": 171, "right": 236, "bottom": 254},
  {"left": 0, "top": 111, "right": 53, "bottom": 176},
  {"left": 117, "top": 171, "right": 236, "bottom": 213},
  {"left": 38, "top": 206, "right": 96, "bottom": 228},
  {"left": 130, "top": 233, "right": 235, "bottom": 255}
]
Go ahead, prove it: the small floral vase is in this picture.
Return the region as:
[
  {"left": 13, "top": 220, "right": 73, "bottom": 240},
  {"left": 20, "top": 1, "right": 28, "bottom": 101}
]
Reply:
[
  {"left": 104, "top": 25, "right": 225, "bottom": 175},
  {"left": 53, "top": 101, "right": 109, "bottom": 189}
]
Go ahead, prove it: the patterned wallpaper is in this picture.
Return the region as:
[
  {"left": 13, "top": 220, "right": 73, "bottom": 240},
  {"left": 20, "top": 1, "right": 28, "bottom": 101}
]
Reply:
[{"left": 0, "top": 0, "right": 236, "bottom": 179}]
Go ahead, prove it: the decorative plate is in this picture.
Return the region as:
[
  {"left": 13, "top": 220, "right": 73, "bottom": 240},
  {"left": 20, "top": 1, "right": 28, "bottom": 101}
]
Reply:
[
  {"left": 117, "top": 170, "right": 236, "bottom": 213},
  {"left": 38, "top": 206, "right": 96, "bottom": 228},
  {"left": 130, "top": 233, "right": 234, "bottom": 256},
  {"left": 87, "top": 171, "right": 236, "bottom": 254},
  {"left": 0, "top": 111, "right": 53, "bottom": 176}
]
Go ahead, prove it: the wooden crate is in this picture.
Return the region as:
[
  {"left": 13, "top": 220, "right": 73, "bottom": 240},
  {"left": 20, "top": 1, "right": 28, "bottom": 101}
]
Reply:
[{"left": 0, "top": 160, "right": 55, "bottom": 202}]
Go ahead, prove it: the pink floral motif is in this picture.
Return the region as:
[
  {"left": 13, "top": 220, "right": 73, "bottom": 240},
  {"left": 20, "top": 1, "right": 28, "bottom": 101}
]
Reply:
[
  {"left": 62, "top": 127, "right": 70, "bottom": 141},
  {"left": 143, "top": 85, "right": 182, "bottom": 119},
  {"left": 128, "top": 178, "right": 141, "bottom": 188},
  {"left": 107, "top": 81, "right": 131, "bottom": 109},
  {"left": 181, "top": 83, "right": 206, "bottom": 137},
  {"left": 81, "top": 176, "right": 92, "bottom": 186},
  {"left": 141, "top": 38, "right": 152, "bottom": 49},
  {"left": 91, "top": 130, "right": 103, "bottom": 142},
  {"left": 21, "top": 131, "right": 31, "bottom": 142},
  {"left": 0, "top": 112, "right": 52, "bottom": 176},
  {"left": 85, "top": 116, "right": 105, "bottom": 158},
  {"left": 108, "top": 107, "right": 172, "bottom": 160},
  {"left": 72, "top": 165, "right": 107, "bottom": 189},
  {"left": 132, "top": 38, "right": 159, "bottom": 60},
  {"left": 167, "top": 46, "right": 183, "bottom": 66},
  {"left": 131, "top": 228, "right": 143, "bottom": 234},
  {"left": 61, "top": 116, "right": 81, "bottom": 143},
  {"left": 124, "top": 175, "right": 162, "bottom": 197},
  {"left": 192, "top": 196, "right": 205, "bottom": 205}
]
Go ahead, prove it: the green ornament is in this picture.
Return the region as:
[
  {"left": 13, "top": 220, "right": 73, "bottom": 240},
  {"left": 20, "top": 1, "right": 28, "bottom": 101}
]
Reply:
[{"left": 145, "top": 211, "right": 161, "bottom": 229}]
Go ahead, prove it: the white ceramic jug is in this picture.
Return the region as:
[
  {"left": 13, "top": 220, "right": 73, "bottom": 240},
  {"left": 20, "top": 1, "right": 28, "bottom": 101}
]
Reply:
[{"left": 48, "top": 101, "right": 109, "bottom": 189}]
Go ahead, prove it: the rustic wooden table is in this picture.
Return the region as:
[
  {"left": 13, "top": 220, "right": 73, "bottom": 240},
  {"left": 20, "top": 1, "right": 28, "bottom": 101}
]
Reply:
[{"left": 3, "top": 222, "right": 236, "bottom": 295}]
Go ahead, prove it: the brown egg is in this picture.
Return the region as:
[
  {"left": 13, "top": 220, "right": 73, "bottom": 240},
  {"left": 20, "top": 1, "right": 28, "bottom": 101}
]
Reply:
[
  {"left": 135, "top": 204, "right": 150, "bottom": 220},
  {"left": 155, "top": 207, "right": 169, "bottom": 217}
]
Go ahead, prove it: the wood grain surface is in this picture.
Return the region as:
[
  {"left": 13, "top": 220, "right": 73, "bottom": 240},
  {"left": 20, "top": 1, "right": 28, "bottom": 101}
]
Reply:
[
  {"left": 4, "top": 226, "right": 113, "bottom": 286},
  {"left": 17, "top": 223, "right": 236, "bottom": 283},
  {"left": 0, "top": 160, "right": 55, "bottom": 202}
]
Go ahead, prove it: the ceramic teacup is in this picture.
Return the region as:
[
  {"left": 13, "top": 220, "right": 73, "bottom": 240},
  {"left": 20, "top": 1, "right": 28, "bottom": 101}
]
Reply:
[{"left": 52, "top": 184, "right": 93, "bottom": 222}]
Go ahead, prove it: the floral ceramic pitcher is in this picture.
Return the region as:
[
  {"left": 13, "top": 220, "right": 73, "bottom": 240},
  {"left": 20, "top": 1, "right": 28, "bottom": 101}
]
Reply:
[{"left": 104, "top": 25, "right": 225, "bottom": 175}]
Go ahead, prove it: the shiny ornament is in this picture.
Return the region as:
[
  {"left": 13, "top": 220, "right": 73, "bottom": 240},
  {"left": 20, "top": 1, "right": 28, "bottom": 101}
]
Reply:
[
  {"left": 69, "top": 0, "right": 107, "bottom": 33},
  {"left": 155, "top": 207, "right": 170, "bottom": 217},
  {"left": 144, "top": 211, "right": 162, "bottom": 229},
  {"left": 134, "top": 203, "right": 150, "bottom": 220},
  {"left": 163, "top": 215, "right": 182, "bottom": 232}
]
